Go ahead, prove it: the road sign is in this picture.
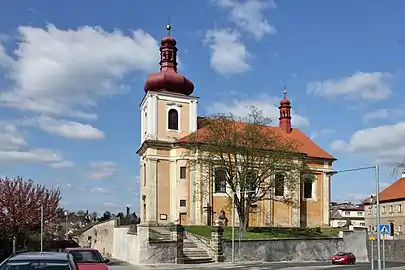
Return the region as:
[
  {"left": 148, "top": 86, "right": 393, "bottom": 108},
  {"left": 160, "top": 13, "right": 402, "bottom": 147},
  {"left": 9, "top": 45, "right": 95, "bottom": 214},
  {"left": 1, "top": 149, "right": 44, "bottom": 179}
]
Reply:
[
  {"left": 379, "top": 224, "right": 391, "bottom": 235},
  {"left": 369, "top": 235, "right": 375, "bottom": 241}
]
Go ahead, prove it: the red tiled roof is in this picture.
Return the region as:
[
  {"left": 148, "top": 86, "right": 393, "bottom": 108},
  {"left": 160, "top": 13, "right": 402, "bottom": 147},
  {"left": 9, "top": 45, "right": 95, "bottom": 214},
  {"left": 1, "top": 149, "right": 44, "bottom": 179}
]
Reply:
[
  {"left": 338, "top": 205, "right": 364, "bottom": 211},
  {"left": 177, "top": 123, "right": 335, "bottom": 160},
  {"left": 379, "top": 177, "right": 405, "bottom": 202}
]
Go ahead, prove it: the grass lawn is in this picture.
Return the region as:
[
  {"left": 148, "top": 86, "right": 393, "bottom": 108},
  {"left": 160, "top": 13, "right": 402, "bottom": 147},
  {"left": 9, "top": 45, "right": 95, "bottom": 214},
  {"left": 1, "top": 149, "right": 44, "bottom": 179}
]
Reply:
[{"left": 184, "top": 226, "right": 343, "bottom": 240}]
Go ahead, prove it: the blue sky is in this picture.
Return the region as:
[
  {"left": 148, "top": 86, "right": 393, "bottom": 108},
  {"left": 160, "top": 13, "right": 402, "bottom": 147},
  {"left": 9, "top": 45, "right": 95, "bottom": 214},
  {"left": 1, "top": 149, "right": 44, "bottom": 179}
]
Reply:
[{"left": 1, "top": 0, "right": 405, "bottom": 214}]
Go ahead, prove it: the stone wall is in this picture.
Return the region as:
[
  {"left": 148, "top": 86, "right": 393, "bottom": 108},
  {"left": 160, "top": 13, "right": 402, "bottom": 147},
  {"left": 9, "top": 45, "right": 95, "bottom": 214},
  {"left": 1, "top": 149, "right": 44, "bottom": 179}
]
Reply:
[
  {"left": 138, "top": 225, "right": 177, "bottom": 264},
  {"left": 212, "top": 226, "right": 369, "bottom": 263},
  {"left": 74, "top": 219, "right": 117, "bottom": 257},
  {"left": 368, "top": 239, "right": 405, "bottom": 262},
  {"left": 112, "top": 227, "right": 139, "bottom": 265},
  {"left": 75, "top": 220, "right": 181, "bottom": 265},
  {"left": 222, "top": 238, "right": 343, "bottom": 262}
]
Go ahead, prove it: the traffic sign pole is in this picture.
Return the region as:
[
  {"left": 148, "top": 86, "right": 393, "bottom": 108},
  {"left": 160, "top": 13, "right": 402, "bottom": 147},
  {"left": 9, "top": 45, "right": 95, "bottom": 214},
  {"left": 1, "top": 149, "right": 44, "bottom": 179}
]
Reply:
[
  {"left": 382, "top": 233, "right": 386, "bottom": 270},
  {"left": 375, "top": 165, "right": 382, "bottom": 270},
  {"left": 370, "top": 237, "right": 374, "bottom": 270},
  {"left": 378, "top": 224, "right": 390, "bottom": 270}
]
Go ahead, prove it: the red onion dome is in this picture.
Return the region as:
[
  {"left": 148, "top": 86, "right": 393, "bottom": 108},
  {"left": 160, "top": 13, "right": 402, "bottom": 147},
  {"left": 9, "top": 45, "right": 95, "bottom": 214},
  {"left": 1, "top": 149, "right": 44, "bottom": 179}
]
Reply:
[{"left": 144, "top": 24, "right": 194, "bottom": 96}]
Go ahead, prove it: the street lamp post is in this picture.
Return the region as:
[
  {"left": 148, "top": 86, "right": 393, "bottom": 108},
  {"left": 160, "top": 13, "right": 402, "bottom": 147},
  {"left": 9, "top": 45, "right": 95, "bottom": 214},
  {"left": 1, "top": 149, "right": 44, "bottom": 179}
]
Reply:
[
  {"left": 40, "top": 205, "right": 44, "bottom": 253},
  {"left": 326, "top": 165, "right": 381, "bottom": 270},
  {"left": 64, "top": 212, "right": 69, "bottom": 240},
  {"left": 231, "top": 189, "right": 257, "bottom": 263}
]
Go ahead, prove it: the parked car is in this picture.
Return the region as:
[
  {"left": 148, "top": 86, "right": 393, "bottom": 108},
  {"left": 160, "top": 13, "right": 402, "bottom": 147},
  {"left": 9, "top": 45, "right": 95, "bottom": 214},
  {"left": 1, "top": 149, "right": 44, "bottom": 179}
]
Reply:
[
  {"left": 331, "top": 252, "right": 356, "bottom": 264},
  {"left": 62, "top": 248, "right": 109, "bottom": 270},
  {"left": 0, "top": 251, "right": 77, "bottom": 270}
]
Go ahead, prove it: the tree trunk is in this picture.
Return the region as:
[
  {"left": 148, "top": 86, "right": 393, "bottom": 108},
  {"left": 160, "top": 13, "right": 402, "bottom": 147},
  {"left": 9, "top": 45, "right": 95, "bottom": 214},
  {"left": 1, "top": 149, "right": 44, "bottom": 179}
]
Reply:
[{"left": 237, "top": 211, "right": 249, "bottom": 235}]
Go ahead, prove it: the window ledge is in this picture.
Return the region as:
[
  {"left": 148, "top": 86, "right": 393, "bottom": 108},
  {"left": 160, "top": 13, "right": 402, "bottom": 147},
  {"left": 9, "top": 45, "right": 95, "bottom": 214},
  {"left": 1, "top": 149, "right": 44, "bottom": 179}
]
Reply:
[
  {"left": 167, "top": 129, "right": 181, "bottom": 133},
  {"left": 302, "top": 197, "right": 316, "bottom": 202},
  {"left": 213, "top": 192, "right": 227, "bottom": 197}
]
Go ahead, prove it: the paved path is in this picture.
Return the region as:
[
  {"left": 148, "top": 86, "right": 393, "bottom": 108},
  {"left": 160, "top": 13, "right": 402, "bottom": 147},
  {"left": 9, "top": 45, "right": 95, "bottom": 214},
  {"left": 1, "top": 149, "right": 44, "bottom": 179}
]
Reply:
[{"left": 110, "top": 261, "right": 405, "bottom": 270}]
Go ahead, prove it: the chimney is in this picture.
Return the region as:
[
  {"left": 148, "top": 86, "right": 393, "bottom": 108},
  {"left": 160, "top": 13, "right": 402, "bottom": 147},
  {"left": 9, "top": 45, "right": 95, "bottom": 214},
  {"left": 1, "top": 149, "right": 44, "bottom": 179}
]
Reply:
[{"left": 126, "top": 206, "right": 130, "bottom": 217}]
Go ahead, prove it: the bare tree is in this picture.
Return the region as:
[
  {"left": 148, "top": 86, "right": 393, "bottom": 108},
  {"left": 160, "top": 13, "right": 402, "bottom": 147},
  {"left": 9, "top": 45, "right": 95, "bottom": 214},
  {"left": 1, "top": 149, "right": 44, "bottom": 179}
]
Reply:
[{"left": 184, "top": 106, "right": 314, "bottom": 232}]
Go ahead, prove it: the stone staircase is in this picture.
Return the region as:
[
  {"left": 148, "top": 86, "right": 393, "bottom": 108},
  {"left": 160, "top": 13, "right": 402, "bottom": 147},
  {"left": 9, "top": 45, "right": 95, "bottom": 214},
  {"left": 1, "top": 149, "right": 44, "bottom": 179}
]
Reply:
[
  {"left": 183, "top": 235, "right": 214, "bottom": 264},
  {"left": 149, "top": 227, "right": 172, "bottom": 240}
]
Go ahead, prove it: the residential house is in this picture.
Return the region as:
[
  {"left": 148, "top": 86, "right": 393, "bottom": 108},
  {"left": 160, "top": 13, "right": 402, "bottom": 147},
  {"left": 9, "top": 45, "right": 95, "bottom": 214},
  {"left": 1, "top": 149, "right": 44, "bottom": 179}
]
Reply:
[
  {"left": 138, "top": 26, "right": 337, "bottom": 228},
  {"left": 364, "top": 172, "right": 405, "bottom": 239},
  {"left": 330, "top": 203, "right": 365, "bottom": 228}
]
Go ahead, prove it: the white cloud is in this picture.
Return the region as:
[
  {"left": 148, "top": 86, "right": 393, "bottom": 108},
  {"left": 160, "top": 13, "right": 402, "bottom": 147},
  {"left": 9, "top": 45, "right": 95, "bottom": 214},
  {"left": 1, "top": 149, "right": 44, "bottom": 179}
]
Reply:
[
  {"left": 330, "top": 122, "right": 405, "bottom": 165},
  {"left": 87, "top": 161, "right": 117, "bottom": 179},
  {"left": 90, "top": 187, "right": 112, "bottom": 194},
  {"left": 363, "top": 108, "right": 405, "bottom": 123},
  {"left": 0, "top": 121, "right": 72, "bottom": 167},
  {"left": 0, "top": 24, "right": 159, "bottom": 119},
  {"left": 213, "top": 0, "right": 277, "bottom": 40},
  {"left": 307, "top": 72, "right": 393, "bottom": 101},
  {"left": 22, "top": 116, "right": 104, "bottom": 140},
  {"left": 310, "top": 129, "right": 335, "bottom": 140},
  {"left": 206, "top": 96, "right": 309, "bottom": 127},
  {"left": 204, "top": 29, "right": 250, "bottom": 76},
  {"left": 0, "top": 123, "right": 28, "bottom": 150},
  {"left": 49, "top": 161, "right": 75, "bottom": 168}
]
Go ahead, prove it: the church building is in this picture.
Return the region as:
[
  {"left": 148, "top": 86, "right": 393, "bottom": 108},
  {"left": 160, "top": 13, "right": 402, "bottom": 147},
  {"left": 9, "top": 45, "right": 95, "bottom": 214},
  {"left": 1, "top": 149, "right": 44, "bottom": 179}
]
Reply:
[{"left": 137, "top": 26, "right": 336, "bottom": 228}]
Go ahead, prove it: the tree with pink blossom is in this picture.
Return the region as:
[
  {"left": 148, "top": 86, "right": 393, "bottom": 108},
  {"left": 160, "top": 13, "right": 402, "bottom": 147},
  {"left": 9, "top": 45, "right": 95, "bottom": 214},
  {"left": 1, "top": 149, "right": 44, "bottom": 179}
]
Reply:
[{"left": 0, "top": 177, "right": 61, "bottom": 251}]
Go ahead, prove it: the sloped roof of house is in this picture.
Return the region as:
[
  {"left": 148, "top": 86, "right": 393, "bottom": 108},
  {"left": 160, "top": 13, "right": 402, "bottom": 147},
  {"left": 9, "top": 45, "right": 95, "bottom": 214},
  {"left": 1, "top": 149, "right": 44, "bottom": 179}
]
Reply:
[
  {"left": 379, "top": 177, "right": 405, "bottom": 202},
  {"left": 178, "top": 121, "right": 335, "bottom": 160}
]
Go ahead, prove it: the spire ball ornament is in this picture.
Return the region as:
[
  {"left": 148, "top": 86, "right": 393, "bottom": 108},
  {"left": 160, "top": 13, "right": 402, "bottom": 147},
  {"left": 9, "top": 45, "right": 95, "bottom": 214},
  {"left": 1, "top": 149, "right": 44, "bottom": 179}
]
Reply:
[{"left": 166, "top": 24, "right": 171, "bottom": 31}]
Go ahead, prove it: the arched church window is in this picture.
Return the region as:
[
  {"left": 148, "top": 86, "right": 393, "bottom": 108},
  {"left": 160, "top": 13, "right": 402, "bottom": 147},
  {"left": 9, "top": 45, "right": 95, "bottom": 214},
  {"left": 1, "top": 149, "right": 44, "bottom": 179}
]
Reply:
[{"left": 168, "top": 109, "right": 179, "bottom": 130}]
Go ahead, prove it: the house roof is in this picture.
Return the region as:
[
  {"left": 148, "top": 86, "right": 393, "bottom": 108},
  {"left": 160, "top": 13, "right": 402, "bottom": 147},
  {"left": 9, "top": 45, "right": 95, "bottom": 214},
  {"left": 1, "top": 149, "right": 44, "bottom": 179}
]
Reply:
[
  {"left": 379, "top": 177, "right": 405, "bottom": 202},
  {"left": 178, "top": 122, "right": 335, "bottom": 161},
  {"left": 331, "top": 204, "right": 364, "bottom": 211}
]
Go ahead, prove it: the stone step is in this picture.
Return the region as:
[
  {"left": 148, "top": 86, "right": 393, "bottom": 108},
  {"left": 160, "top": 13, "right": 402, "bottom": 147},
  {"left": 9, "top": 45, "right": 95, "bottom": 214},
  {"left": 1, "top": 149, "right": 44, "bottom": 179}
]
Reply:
[
  {"left": 183, "top": 244, "right": 198, "bottom": 248},
  {"left": 183, "top": 250, "right": 210, "bottom": 256},
  {"left": 183, "top": 257, "right": 214, "bottom": 264}
]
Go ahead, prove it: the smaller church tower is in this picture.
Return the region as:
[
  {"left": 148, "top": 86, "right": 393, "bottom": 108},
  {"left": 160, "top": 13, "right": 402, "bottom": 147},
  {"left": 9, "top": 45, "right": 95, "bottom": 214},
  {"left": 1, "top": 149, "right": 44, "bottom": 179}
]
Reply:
[
  {"left": 279, "top": 87, "right": 292, "bottom": 133},
  {"left": 139, "top": 25, "right": 199, "bottom": 224}
]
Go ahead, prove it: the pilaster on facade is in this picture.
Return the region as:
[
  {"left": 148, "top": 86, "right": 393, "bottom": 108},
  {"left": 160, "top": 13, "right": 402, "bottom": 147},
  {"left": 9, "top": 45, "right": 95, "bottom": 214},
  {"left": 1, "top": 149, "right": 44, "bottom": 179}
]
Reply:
[
  {"left": 146, "top": 158, "right": 158, "bottom": 222},
  {"left": 141, "top": 93, "right": 158, "bottom": 142},
  {"left": 189, "top": 168, "right": 196, "bottom": 224},
  {"left": 170, "top": 159, "right": 177, "bottom": 222},
  {"left": 322, "top": 172, "right": 330, "bottom": 225},
  {"left": 195, "top": 162, "right": 202, "bottom": 225},
  {"left": 189, "top": 100, "right": 198, "bottom": 132}
]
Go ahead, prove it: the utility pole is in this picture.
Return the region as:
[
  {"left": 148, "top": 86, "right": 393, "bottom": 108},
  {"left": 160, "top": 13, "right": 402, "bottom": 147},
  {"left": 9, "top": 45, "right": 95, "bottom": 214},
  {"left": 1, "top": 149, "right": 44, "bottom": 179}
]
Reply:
[
  {"left": 64, "top": 211, "right": 69, "bottom": 240},
  {"left": 40, "top": 205, "right": 44, "bottom": 252}
]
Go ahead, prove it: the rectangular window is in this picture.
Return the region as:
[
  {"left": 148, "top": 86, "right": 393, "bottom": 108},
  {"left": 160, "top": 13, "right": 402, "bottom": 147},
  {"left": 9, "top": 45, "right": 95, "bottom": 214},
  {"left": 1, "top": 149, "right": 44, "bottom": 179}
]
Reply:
[
  {"left": 303, "top": 180, "right": 312, "bottom": 199},
  {"left": 382, "top": 206, "right": 386, "bottom": 213},
  {"left": 389, "top": 205, "right": 394, "bottom": 213},
  {"left": 274, "top": 173, "right": 284, "bottom": 197},
  {"left": 398, "top": 225, "right": 402, "bottom": 232},
  {"left": 180, "top": 166, "right": 186, "bottom": 179},
  {"left": 344, "top": 211, "right": 350, "bottom": 216},
  {"left": 214, "top": 168, "right": 227, "bottom": 193},
  {"left": 180, "top": 200, "right": 186, "bottom": 207},
  {"left": 399, "top": 204, "right": 402, "bottom": 212},
  {"left": 244, "top": 170, "right": 259, "bottom": 195},
  {"left": 357, "top": 211, "right": 363, "bottom": 216}
]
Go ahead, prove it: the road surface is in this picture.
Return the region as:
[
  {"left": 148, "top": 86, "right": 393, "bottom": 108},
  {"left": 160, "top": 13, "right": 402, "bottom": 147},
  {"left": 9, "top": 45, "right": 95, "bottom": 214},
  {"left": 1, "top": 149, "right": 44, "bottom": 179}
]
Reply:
[{"left": 110, "top": 261, "right": 405, "bottom": 270}]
